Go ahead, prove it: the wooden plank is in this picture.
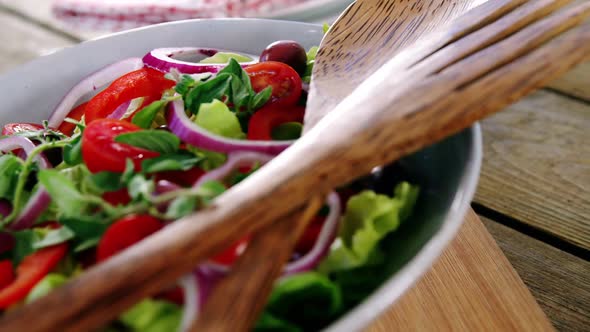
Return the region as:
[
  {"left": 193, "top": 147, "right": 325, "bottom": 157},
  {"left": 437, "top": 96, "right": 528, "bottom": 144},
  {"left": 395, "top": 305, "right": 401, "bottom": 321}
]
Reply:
[
  {"left": 482, "top": 216, "right": 590, "bottom": 332},
  {"left": 547, "top": 62, "right": 590, "bottom": 101},
  {"left": 367, "top": 209, "right": 553, "bottom": 332},
  {"left": 474, "top": 90, "right": 590, "bottom": 250},
  {"left": 0, "top": 9, "right": 73, "bottom": 74}
]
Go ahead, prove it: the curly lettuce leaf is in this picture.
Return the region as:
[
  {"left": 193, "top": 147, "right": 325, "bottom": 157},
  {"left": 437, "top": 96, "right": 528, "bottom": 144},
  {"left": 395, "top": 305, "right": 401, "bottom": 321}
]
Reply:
[
  {"left": 195, "top": 99, "right": 245, "bottom": 139},
  {"left": 120, "top": 299, "right": 182, "bottom": 332},
  {"left": 261, "top": 272, "right": 342, "bottom": 330},
  {"left": 319, "top": 182, "right": 419, "bottom": 273}
]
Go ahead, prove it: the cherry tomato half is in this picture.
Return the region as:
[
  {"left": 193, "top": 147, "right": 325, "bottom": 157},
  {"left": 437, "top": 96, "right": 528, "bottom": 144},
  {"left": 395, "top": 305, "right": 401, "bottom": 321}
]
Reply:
[
  {"left": 210, "top": 237, "right": 249, "bottom": 266},
  {"left": 247, "top": 104, "right": 304, "bottom": 141},
  {"left": 97, "top": 214, "right": 164, "bottom": 262},
  {"left": 57, "top": 102, "right": 87, "bottom": 136},
  {"left": 0, "top": 243, "right": 67, "bottom": 309},
  {"left": 2, "top": 123, "right": 44, "bottom": 136},
  {"left": 295, "top": 216, "right": 325, "bottom": 255},
  {"left": 82, "top": 119, "right": 159, "bottom": 173},
  {"left": 154, "top": 167, "right": 206, "bottom": 188},
  {"left": 245, "top": 61, "right": 302, "bottom": 107},
  {"left": 84, "top": 68, "right": 174, "bottom": 124}
]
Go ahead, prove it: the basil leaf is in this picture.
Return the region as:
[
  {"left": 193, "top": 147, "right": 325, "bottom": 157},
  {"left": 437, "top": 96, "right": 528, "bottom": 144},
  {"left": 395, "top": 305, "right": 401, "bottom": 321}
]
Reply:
[
  {"left": 63, "top": 134, "right": 83, "bottom": 165},
  {"left": 128, "top": 175, "right": 155, "bottom": 201},
  {"left": 217, "top": 58, "right": 244, "bottom": 76},
  {"left": 121, "top": 159, "right": 136, "bottom": 184},
  {"left": 132, "top": 100, "right": 168, "bottom": 129},
  {"left": 175, "top": 75, "right": 197, "bottom": 96},
  {"left": 90, "top": 171, "right": 125, "bottom": 192},
  {"left": 185, "top": 73, "right": 232, "bottom": 113},
  {"left": 74, "top": 238, "right": 101, "bottom": 252},
  {"left": 38, "top": 169, "right": 87, "bottom": 217},
  {"left": 271, "top": 122, "right": 302, "bottom": 140},
  {"left": 32, "top": 226, "right": 75, "bottom": 249},
  {"left": 250, "top": 86, "right": 272, "bottom": 111},
  {"left": 115, "top": 130, "right": 180, "bottom": 154},
  {"left": 197, "top": 180, "right": 226, "bottom": 203},
  {"left": 12, "top": 230, "right": 37, "bottom": 265},
  {"left": 142, "top": 153, "right": 202, "bottom": 174},
  {"left": 60, "top": 216, "right": 109, "bottom": 252},
  {"left": 0, "top": 155, "right": 23, "bottom": 200},
  {"left": 165, "top": 196, "right": 197, "bottom": 219}
]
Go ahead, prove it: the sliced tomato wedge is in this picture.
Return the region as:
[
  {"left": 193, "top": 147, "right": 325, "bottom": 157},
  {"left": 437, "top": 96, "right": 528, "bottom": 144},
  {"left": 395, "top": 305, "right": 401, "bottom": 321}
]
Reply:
[
  {"left": 247, "top": 104, "right": 304, "bottom": 141},
  {"left": 97, "top": 214, "right": 164, "bottom": 262},
  {"left": 245, "top": 61, "right": 302, "bottom": 107},
  {"left": 57, "top": 102, "right": 87, "bottom": 136},
  {"left": 84, "top": 68, "right": 174, "bottom": 123},
  {"left": 210, "top": 237, "right": 250, "bottom": 266},
  {"left": 0, "top": 243, "right": 67, "bottom": 309},
  {"left": 0, "top": 260, "right": 15, "bottom": 290},
  {"left": 102, "top": 188, "right": 132, "bottom": 206},
  {"left": 154, "top": 167, "right": 206, "bottom": 188},
  {"left": 295, "top": 216, "right": 325, "bottom": 255},
  {"left": 2, "top": 123, "right": 44, "bottom": 136},
  {"left": 82, "top": 119, "right": 159, "bottom": 173}
]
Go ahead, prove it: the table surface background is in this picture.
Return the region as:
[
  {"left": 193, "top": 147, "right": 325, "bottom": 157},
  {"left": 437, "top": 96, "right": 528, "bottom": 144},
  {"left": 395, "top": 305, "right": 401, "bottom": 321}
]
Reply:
[{"left": 0, "top": 1, "right": 588, "bottom": 330}]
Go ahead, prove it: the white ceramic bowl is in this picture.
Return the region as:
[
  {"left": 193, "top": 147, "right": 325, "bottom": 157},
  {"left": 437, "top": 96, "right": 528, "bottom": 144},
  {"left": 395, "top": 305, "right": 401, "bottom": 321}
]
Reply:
[{"left": 0, "top": 19, "right": 481, "bottom": 331}]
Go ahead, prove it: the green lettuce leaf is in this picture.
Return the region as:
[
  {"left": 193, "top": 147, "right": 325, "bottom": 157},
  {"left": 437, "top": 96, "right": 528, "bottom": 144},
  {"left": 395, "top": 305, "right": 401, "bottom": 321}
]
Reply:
[
  {"left": 200, "top": 52, "right": 253, "bottom": 64},
  {"left": 319, "top": 182, "right": 419, "bottom": 273},
  {"left": 120, "top": 299, "right": 182, "bottom": 332},
  {"left": 26, "top": 273, "right": 68, "bottom": 303},
  {"left": 263, "top": 272, "right": 342, "bottom": 330},
  {"left": 195, "top": 99, "right": 245, "bottom": 139}
]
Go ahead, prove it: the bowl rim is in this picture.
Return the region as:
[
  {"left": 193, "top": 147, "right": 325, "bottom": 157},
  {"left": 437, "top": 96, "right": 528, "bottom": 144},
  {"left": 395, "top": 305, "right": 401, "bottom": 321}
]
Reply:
[
  {"left": 325, "top": 123, "right": 482, "bottom": 331},
  {"left": 0, "top": 18, "right": 483, "bottom": 331}
]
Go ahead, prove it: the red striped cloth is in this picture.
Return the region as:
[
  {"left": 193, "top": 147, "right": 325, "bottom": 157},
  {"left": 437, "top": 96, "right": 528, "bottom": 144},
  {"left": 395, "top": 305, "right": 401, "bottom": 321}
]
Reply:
[{"left": 52, "top": 0, "right": 309, "bottom": 31}]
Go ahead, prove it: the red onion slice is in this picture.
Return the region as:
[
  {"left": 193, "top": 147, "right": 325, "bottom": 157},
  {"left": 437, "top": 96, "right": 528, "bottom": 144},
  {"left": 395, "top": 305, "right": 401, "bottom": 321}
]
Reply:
[
  {"left": 0, "top": 136, "right": 52, "bottom": 230},
  {"left": 9, "top": 189, "right": 52, "bottom": 231},
  {"left": 48, "top": 58, "right": 144, "bottom": 128},
  {"left": 179, "top": 274, "right": 199, "bottom": 332},
  {"left": 143, "top": 48, "right": 257, "bottom": 74},
  {"left": 0, "top": 136, "right": 50, "bottom": 168},
  {"left": 168, "top": 99, "right": 293, "bottom": 155}
]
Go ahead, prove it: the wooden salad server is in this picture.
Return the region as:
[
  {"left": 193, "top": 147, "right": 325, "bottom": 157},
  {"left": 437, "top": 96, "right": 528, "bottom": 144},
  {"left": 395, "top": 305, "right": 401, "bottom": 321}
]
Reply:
[{"left": 1, "top": 0, "right": 590, "bottom": 331}]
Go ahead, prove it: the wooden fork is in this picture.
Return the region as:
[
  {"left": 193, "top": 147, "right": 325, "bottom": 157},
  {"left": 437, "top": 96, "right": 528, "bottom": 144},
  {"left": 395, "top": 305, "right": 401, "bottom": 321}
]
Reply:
[{"left": 1, "top": 0, "right": 589, "bottom": 331}]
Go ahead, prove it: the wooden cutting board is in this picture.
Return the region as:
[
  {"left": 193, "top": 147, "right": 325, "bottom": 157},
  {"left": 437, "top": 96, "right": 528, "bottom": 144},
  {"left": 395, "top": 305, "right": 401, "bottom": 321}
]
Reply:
[{"left": 366, "top": 209, "right": 554, "bottom": 331}]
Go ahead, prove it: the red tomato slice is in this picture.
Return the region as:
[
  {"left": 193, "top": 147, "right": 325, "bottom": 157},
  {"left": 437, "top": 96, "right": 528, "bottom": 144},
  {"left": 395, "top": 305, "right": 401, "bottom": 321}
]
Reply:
[
  {"left": 102, "top": 188, "right": 132, "bottom": 206},
  {"left": 245, "top": 61, "right": 302, "bottom": 107},
  {"left": 97, "top": 214, "right": 164, "bottom": 262},
  {"left": 154, "top": 167, "right": 206, "bottom": 188},
  {"left": 295, "top": 216, "right": 325, "bottom": 255},
  {"left": 0, "top": 260, "right": 15, "bottom": 290},
  {"left": 82, "top": 119, "right": 159, "bottom": 173},
  {"left": 2, "top": 123, "right": 44, "bottom": 136},
  {"left": 84, "top": 68, "right": 174, "bottom": 124},
  {"left": 247, "top": 105, "right": 304, "bottom": 141},
  {"left": 0, "top": 243, "right": 67, "bottom": 309},
  {"left": 210, "top": 237, "right": 249, "bottom": 266},
  {"left": 57, "top": 102, "right": 87, "bottom": 136}
]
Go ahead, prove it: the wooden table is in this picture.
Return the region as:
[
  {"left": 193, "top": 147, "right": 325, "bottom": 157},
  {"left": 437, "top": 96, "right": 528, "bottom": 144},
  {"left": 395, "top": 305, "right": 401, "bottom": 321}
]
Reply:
[{"left": 0, "top": 2, "right": 588, "bottom": 331}]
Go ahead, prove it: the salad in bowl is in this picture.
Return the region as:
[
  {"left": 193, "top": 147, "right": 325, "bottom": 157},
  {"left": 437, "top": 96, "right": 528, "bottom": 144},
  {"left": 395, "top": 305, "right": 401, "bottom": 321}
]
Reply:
[{"left": 0, "top": 19, "right": 480, "bottom": 331}]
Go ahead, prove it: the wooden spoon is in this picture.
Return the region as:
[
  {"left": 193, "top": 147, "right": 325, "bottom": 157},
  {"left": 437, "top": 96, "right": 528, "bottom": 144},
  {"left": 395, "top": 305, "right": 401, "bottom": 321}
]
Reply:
[
  {"left": 193, "top": 0, "right": 590, "bottom": 330},
  {"left": 1, "top": 0, "right": 589, "bottom": 331}
]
